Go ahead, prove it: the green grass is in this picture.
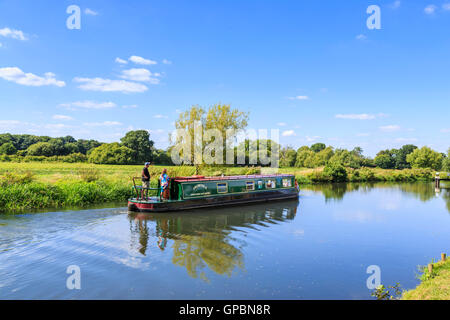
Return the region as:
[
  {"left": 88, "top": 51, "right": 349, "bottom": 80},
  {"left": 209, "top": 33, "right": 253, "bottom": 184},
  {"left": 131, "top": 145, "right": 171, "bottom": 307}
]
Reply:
[{"left": 402, "top": 257, "right": 450, "bottom": 300}]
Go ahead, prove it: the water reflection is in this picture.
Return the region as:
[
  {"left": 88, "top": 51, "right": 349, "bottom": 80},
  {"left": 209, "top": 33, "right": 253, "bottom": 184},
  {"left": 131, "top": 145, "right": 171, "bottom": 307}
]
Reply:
[
  {"left": 302, "top": 182, "right": 450, "bottom": 213},
  {"left": 128, "top": 200, "right": 298, "bottom": 279}
]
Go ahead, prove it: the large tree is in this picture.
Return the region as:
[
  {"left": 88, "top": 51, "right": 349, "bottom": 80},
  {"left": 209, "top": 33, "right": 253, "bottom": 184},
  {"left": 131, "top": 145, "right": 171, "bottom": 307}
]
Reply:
[
  {"left": 172, "top": 104, "right": 249, "bottom": 165},
  {"left": 120, "top": 130, "right": 154, "bottom": 164},
  {"left": 406, "top": 146, "right": 443, "bottom": 170}
]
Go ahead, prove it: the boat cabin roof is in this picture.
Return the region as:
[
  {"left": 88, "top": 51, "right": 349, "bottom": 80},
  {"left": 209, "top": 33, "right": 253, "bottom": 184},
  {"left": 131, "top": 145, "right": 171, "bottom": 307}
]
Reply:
[{"left": 173, "top": 174, "right": 294, "bottom": 183}]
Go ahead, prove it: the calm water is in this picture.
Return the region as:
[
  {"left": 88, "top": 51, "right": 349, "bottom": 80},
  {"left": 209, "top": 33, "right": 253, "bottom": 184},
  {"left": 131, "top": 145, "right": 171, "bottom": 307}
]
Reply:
[{"left": 1, "top": 183, "right": 449, "bottom": 299}]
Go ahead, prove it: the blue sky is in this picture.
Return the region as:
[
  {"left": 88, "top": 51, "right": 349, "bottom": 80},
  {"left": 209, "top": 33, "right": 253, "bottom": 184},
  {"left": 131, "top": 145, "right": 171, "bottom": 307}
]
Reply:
[{"left": 0, "top": 0, "right": 449, "bottom": 157}]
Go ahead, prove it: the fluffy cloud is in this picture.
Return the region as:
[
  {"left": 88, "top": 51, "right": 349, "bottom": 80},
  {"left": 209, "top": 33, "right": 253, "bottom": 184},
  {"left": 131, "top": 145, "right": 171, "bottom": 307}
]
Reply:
[
  {"left": 288, "top": 95, "right": 309, "bottom": 101},
  {"left": 83, "top": 121, "right": 122, "bottom": 127},
  {"left": 52, "top": 115, "right": 74, "bottom": 120},
  {"left": 356, "top": 34, "right": 367, "bottom": 41},
  {"left": 0, "top": 67, "right": 65, "bottom": 87},
  {"left": 120, "top": 68, "right": 160, "bottom": 83},
  {"left": 74, "top": 77, "right": 148, "bottom": 93},
  {"left": 162, "top": 59, "right": 172, "bottom": 65},
  {"left": 379, "top": 125, "right": 401, "bottom": 132},
  {"left": 115, "top": 57, "right": 128, "bottom": 64},
  {"left": 85, "top": 8, "right": 98, "bottom": 15},
  {"left": 424, "top": 5, "right": 437, "bottom": 14},
  {"left": 129, "top": 55, "right": 157, "bottom": 65},
  {"left": 60, "top": 101, "right": 117, "bottom": 109},
  {"left": 0, "top": 27, "right": 27, "bottom": 41},
  {"left": 282, "top": 130, "right": 296, "bottom": 137},
  {"left": 336, "top": 113, "right": 375, "bottom": 120},
  {"left": 153, "top": 114, "right": 168, "bottom": 119}
]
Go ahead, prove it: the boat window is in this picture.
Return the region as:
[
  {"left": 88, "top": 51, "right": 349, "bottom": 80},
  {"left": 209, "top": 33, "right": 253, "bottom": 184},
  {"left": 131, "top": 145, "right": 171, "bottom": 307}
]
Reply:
[
  {"left": 266, "top": 180, "right": 276, "bottom": 189},
  {"left": 246, "top": 181, "right": 255, "bottom": 191},
  {"left": 217, "top": 182, "right": 228, "bottom": 193},
  {"left": 282, "top": 178, "right": 292, "bottom": 187}
]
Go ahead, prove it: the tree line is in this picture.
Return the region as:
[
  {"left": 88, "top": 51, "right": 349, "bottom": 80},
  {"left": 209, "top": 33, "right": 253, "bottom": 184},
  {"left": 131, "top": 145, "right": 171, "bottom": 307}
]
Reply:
[{"left": 0, "top": 104, "right": 449, "bottom": 171}]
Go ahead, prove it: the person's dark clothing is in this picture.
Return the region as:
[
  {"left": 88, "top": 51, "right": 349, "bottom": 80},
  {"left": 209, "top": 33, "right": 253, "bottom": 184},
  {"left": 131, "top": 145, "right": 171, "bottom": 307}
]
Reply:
[{"left": 142, "top": 167, "right": 150, "bottom": 182}]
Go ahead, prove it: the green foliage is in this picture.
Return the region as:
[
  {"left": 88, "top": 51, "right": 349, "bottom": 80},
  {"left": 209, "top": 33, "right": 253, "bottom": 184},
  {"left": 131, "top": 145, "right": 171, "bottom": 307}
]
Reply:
[
  {"left": 120, "top": 130, "right": 154, "bottom": 164},
  {"left": 323, "top": 162, "right": 348, "bottom": 182},
  {"left": 26, "top": 142, "right": 56, "bottom": 157},
  {"left": 0, "top": 171, "right": 35, "bottom": 187},
  {"left": 310, "top": 143, "right": 326, "bottom": 153},
  {"left": 78, "top": 167, "right": 101, "bottom": 182},
  {"left": 374, "top": 150, "right": 395, "bottom": 169},
  {"left": 371, "top": 283, "right": 402, "bottom": 300},
  {"left": 172, "top": 104, "right": 249, "bottom": 165},
  {"left": 88, "top": 143, "right": 135, "bottom": 165},
  {"left": 279, "top": 147, "right": 297, "bottom": 167},
  {"left": 407, "top": 146, "right": 443, "bottom": 170},
  {"left": 442, "top": 149, "right": 450, "bottom": 172},
  {"left": 0, "top": 142, "right": 17, "bottom": 155}
]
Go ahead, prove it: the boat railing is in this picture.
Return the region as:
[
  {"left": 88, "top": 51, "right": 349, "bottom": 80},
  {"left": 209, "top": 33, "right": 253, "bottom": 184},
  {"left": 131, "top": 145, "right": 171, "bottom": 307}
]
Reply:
[{"left": 131, "top": 177, "right": 160, "bottom": 200}]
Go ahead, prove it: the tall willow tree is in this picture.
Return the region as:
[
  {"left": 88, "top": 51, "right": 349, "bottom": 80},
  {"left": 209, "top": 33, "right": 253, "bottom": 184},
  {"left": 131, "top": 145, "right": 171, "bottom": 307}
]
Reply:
[{"left": 171, "top": 104, "right": 249, "bottom": 165}]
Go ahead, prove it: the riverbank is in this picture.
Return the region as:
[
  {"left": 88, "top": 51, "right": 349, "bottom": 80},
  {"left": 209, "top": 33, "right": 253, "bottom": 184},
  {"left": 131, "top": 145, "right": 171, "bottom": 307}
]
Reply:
[
  {"left": 402, "top": 255, "right": 450, "bottom": 300},
  {"left": 0, "top": 162, "right": 438, "bottom": 211}
]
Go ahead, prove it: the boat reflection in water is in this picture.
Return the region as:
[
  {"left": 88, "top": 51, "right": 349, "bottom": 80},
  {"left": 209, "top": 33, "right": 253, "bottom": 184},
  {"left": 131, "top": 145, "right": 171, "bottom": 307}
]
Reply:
[{"left": 128, "top": 200, "right": 298, "bottom": 279}]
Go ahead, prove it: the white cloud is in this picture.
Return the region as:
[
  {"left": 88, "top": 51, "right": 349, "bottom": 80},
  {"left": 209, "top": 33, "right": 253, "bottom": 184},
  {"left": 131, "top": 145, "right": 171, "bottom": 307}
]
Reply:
[
  {"left": 162, "top": 59, "right": 172, "bottom": 65},
  {"left": 389, "top": 1, "right": 401, "bottom": 9},
  {"left": 336, "top": 113, "right": 388, "bottom": 120},
  {"left": 336, "top": 113, "right": 375, "bottom": 120},
  {"left": 395, "top": 138, "right": 418, "bottom": 143},
  {"left": 424, "top": 5, "right": 437, "bottom": 14},
  {"left": 0, "top": 67, "right": 65, "bottom": 87},
  {"left": 115, "top": 57, "right": 128, "bottom": 64},
  {"left": 52, "top": 115, "right": 74, "bottom": 121},
  {"left": 287, "top": 95, "right": 310, "bottom": 101},
  {"left": 0, "top": 27, "right": 27, "bottom": 41},
  {"left": 83, "top": 121, "right": 122, "bottom": 127},
  {"left": 60, "top": 101, "right": 117, "bottom": 109},
  {"left": 443, "top": 3, "right": 450, "bottom": 10},
  {"left": 45, "top": 123, "right": 70, "bottom": 130},
  {"left": 129, "top": 55, "right": 157, "bottom": 65},
  {"left": 0, "top": 42, "right": 2, "bottom": 48},
  {"left": 379, "top": 125, "right": 401, "bottom": 132},
  {"left": 441, "top": 128, "right": 450, "bottom": 133},
  {"left": 120, "top": 68, "right": 160, "bottom": 83},
  {"left": 153, "top": 114, "right": 168, "bottom": 119},
  {"left": 277, "top": 122, "right": 287, "bottom": 127},
  {"left": 74, "top": 77, "right": 148, "bottom": 93},
  {"left": 306, "top": 135, "right": 320, "bottom": 142},
  {"left": 122, "top": 104, "right": 138, "bottom": 109},
  {"left": 357, "top": 133, "right": 370, "bottom": 137},
  {"left": 282, "top": 130, "right": 296, "bottom": 137},
  {"left": 356, "top": 34, "right": 367, "bottom": 41},
  {"left": 0, "top": 120, "right": 21, "bottom": 129},
  {"left": 85, "top": 8, "right": 98, "bottom": 16}
]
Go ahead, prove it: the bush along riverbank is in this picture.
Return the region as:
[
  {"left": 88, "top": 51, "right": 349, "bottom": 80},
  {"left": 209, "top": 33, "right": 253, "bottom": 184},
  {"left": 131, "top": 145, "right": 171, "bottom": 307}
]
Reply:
[
  {"left": 291, "top": 165, "right": 435, "bottom": 184},
  {"left": 402, "top": 253, "right": 450, "bottom": 300}
]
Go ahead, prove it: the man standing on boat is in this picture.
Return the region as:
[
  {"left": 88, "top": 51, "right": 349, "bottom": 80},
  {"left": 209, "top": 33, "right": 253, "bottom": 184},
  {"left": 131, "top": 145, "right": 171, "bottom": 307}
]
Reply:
[{"left": 141, "top": 162, "right": 151, "bottom": 200}]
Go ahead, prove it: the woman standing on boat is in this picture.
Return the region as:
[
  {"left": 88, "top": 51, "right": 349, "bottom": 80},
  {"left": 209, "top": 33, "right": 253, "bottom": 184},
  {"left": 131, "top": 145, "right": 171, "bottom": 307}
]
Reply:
[{"left": 159, "top": 169, "right": 170, "bottom": 200}]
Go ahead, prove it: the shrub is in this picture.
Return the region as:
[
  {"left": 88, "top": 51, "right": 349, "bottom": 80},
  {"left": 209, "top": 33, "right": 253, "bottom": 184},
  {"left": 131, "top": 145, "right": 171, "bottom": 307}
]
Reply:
[
  {"left": 323, "top": 163, "right": 348, "bottom": 182},
  {"left": 78, "top": 167, "right": 101, "bottom": 182}
]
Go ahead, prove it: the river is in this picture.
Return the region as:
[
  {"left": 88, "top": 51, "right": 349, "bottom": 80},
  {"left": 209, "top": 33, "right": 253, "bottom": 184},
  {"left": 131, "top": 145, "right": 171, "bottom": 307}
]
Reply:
[{"left": 1, "top": 182, "right": 449, "bottom": 299}]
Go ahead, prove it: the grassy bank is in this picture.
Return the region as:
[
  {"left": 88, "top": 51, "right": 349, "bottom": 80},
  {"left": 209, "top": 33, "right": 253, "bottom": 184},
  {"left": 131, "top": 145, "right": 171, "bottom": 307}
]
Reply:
[
  {"left": 0, "top": 162, "right": 437, "bottom": 211},
  {"left": 403, "top": 256, "right": 450, "bottom": 300}
]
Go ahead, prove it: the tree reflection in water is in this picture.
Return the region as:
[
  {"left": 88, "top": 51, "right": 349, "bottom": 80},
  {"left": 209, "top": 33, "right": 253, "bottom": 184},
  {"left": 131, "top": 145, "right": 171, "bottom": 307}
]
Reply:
[
  {"left": 302, "top": 182, "right": 450, "bottom": 212},
  {"left": 128, "top": 200, "right": 298, "bottom": 280}
]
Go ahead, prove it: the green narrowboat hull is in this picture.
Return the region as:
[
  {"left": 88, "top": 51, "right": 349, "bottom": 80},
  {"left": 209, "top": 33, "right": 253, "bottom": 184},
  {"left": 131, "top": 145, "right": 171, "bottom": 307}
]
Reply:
[
  {"left": 128, "top": 174, "right": 299, "bottom": 212},
  {"left": 128, "top": 187, "right": 299, "bottom": 212}
]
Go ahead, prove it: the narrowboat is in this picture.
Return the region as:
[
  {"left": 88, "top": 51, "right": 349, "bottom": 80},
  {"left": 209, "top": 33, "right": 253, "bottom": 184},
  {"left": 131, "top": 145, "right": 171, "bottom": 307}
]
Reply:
[{"left": 127, "top": 174, "right": 299, "bottom": 212}]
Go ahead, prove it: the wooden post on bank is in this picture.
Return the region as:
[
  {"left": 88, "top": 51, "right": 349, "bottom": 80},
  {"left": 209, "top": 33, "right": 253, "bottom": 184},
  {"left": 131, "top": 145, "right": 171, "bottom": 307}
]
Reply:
[
  {"left": 428, "top": 264, "right": 433, "bottom": 273},
  {"left": 435, "top": 172, "right": 440, "bottom": 189},
  {"left": 442, "top": 253, "right": 447, "bottom": 262}
]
